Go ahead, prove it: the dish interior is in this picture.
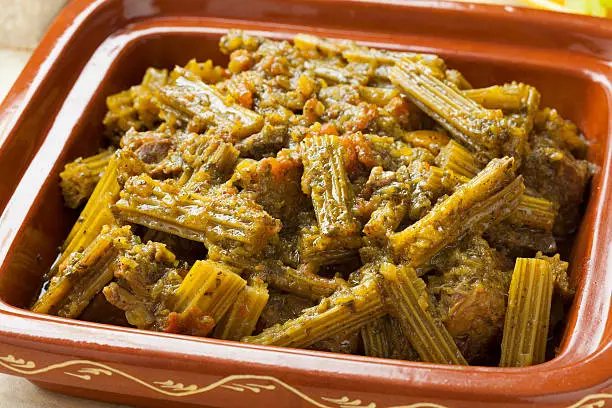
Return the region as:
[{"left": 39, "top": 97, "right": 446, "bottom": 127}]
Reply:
[{"left": 0, "top": 29, "right": 609, "bottom": 360}]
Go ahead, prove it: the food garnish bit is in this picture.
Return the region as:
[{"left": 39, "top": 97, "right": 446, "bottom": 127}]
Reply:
[{"left": 34, "top": 30, "right": 593, "bottom": 367}]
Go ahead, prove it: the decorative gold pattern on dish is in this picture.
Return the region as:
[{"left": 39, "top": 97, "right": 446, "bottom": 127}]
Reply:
[{"left": 0, "top": 353, "right": 609, "bottom": 407}]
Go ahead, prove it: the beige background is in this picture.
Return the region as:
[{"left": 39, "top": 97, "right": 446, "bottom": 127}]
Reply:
[{"left": 0, "top": 2, "right": 126, "bottom": 407}]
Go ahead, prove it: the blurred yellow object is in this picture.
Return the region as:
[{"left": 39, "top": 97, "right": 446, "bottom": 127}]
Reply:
[
  {"left": 455, "top": 0, "right": 610, "bottom": 16},
  {"left": 525, "top": 0, "right": 611, "bottom": 16},
  {"left": 519, "top": 0, "right": 578, "bottom": 12}
]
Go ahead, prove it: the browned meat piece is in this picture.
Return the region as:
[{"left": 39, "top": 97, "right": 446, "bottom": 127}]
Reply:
[
  {"left": 310, "top": 330, "right": 361, "bottom": 354},
  {"left": 232, "top": 150, "right": 308, "bottom": 226},
  {"left": 522, "top": 132, "right": 591, "bottom": 235},
  {"left": 103, "top": 241, "right": 185, "bottom": 331},
  {"left": 534, "top": 108, "right": 588, "bottom": 157},
  {"left": 119, "top": 129, "right": 178, "bottom": 180},
  {"left": 428, "top": 236, "right": 511, "bottom": 363},
  {"left": 235, "top": 124, "right": 290, "bottom": 159},
  {"left": 136, "top": 140, "right": 173, "bottom": 164},
  {"left": 485, "top": 224, "right": 557, "bottom": 258},
  {"left": 79, "top": 293, "right": 130, "bottom": 327}
]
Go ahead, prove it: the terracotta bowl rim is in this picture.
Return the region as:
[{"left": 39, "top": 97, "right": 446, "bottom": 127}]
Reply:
[{"left": 0, "top": 0, "right": 610, "bottom": 401}]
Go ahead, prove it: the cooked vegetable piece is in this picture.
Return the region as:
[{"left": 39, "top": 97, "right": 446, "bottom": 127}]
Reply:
[
  {"left": 301, "top": 134, "right": 360, "bottom": 237},
  {"left": 103, "top": 67, "right": 168, "bottom": 140},
  {"left": 402, "top": 130, "right": 450, "bottom": 155},
  {"left": 362, "top": 315, "right": 421, "bottom": 360},
  {"left": 463, "top": 82, "right": 540, "bottom": 164},
  {"left": 390, "top": 58, "right": 507, "bottom": 161},
  {"left": 156, "top": 68, "right": 263, "bottom": 139},
  {"left": 249, "top": 260, "right": 340, "bottom": 301},
  {"left": 377, "top": 262, "right": 468, "bottom": 365},
  {"left": 33, "top": 225, "right": 136, "bottom": 317},
  {"left": 507, "top": 194, "right": 556, "bottom": 232},
  {"left": 361, "top": 315, "right": 421, "bottom": 359},
  {"left": 213, "top": 277, "right": 269, "bottom": 340},
  {"left": 52, "top": 151, "right": 145, "bottom": 279},
  {"left": 113, "top": 175, "right": 281, "bottom": 257},
  {"left": 168, "top": 260, "right": 246, "bottom": 336},
  {"left": 60, "top": 148, "right": 115, "bottom": 208},
  {"left": 384, "top": 315, "right": 421, "bottom": 361},
  {"left": 254, "top": 292, "right": 360, "bottom": 354},
  {"left": 298, "top": 222, "right": 362, "bottom": 266},
  {"left": 358, "top": 87, "right": 400, "bottom": 107},
  {"left": 361, "top": 317, "right": 391, "bottom": 358},
  {"left": 499, "top": 258, "right": 554, "bottom": 367},
  {"left": 390, "top": 157, "right": 524, "bottom": 266},
  {"left": 445, "top": 69, "right": 472, "bottom": 90},
  {"left": 182, "top": 58, "right": 226, "bottom": 84},
  {"left": 437, "top": 140, "right": 556, "bottom": 232},
  {"left": 63, "top": 153, "right": 120, "bottom": 246},
  {"left": 364, "top": 199, "right": 408, "bottom": 238},
  {"left": 180, "top": 134, "right": 239, "bottom": 192},
  {"left": 329, "top": 38, "right": 443, "bottom": 75},
  {"left": 360, "top": 162, "right": 448, "bottom": 238},
  {"left": 464, "top": 83, "right": 540, "bottom": 113},
  {"left": 535, "top": 252, "right": 574, "bottom": 299},
  {"left": 242, "top": 268, "right": 384, "bottom": 348},
  {"left": 293, "top": 33, "right": 351, "bottom": 55},
  {"left": 436, "top": 140, "right": 482, "bottom": 179}
]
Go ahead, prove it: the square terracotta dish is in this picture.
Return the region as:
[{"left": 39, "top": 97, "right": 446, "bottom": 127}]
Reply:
[{"left": 0, "top": 0, "right": 611, "bottom": 407}]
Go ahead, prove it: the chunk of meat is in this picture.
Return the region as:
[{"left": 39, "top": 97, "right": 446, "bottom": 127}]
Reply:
[
  {"left": 522, "top": 132, "right": 591, "bottom": 235},
  {"left": 428, "top": 236, "right": 511, "bottom": 363},
  {"left": 120, "top": 129, "right": 173, "bottom": 164}
]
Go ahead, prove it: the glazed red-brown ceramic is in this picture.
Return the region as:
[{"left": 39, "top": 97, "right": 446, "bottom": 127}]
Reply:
[{"left": 0, "top": 1, "right": 610, "bottom": 407}]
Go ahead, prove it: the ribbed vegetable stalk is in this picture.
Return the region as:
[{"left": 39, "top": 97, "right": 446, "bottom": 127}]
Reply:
[
  {"left": 156, "top": 68, "right": 263, "bottom": 139},
  {"left": 377, "top": 263, "right": 468, "bottom": 365},
  {"left": 500, "top": 258, "right": 554, "bottom": 367},
  {"left": 171, "top": 260, "right": 246, "bottom": 324},
  {"left": 249, "top": 260, "right": 339, "bottom": 301},
  {"left": 33, "top": 225, "right": 136, "bottom": 317},
  {"left": 390, "top": 157, "right": 524, "bottom": 266},
  {"left": 361, "top": 316, "right": 392, "bottom": 358},
  {"left": 390, "top": 58, "right": 506, "bottom": 160},
  {"left": 60, "top": 147, "right": 115, "bottom": 208},
  {"left": 179, "top": 134, "right": 239, "bottom": 191},
  {"left": 298, "top": 223, "right": 361, "bottom": 266},
  {"left": 464, "top": 82, "right": 540, "bottom": 113},
  {"left": 113, "top": 174, "right": 282, "bottom": 258},
  {"left": 213, "top": 278, "right": 269, "bottom": 340},
  {"left": 242, "top": 269, "right": 384, "bottom": 348},
  {"left": 301, "top": 134, "right": 360, "bottom": 237},
  {"left": 51, "top": 151, "right": 145, "bottom": 279},
  {"left": 436, "top": 140, "right": 557, "bottom": 232}
]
